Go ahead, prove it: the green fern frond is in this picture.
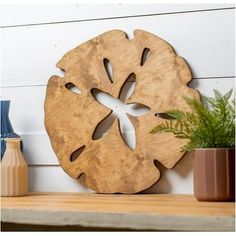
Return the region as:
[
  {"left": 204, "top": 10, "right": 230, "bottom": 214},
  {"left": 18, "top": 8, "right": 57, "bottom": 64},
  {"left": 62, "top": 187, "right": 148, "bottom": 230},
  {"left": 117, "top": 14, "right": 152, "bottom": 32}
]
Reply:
[{"left": 151, "top": 89, "right": 235, "bottom": 152}]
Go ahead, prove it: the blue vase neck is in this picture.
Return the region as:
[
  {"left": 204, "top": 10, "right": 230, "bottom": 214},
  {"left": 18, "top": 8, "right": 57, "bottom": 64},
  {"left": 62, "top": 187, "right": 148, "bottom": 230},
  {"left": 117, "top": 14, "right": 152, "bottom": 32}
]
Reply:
[{"left": 1, "top": 101, "right": 14, "bottom": 135}]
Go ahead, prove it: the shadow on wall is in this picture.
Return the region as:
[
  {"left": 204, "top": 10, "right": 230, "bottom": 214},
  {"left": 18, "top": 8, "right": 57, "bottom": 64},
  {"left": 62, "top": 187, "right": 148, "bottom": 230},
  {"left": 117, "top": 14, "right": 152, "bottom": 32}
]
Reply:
[
  {"left": 141, "top": 152, "right": 193, "bottom": 194},
  {"left": 188, "top": 78, "right": 200, "bottom": 92}
]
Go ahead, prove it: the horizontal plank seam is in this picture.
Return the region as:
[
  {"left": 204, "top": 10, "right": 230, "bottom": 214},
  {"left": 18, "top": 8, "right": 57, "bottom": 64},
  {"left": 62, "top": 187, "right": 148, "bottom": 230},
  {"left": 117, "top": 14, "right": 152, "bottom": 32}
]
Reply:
[
  {"left": 1, "top": 7, "right": 235, "bottom": 29},
  {"left": 1, "top": 76, "right": 235, "bottom": 89},
  {"left": 192, "top": 76, "right": 236, "bottom": 80}
]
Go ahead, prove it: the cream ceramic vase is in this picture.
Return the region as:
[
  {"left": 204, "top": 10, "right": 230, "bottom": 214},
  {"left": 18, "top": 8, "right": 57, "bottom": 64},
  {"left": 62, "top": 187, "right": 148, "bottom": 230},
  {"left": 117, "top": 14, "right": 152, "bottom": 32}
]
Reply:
[{"left": 1, "top": 138, "right": 28, "bottom": 196}]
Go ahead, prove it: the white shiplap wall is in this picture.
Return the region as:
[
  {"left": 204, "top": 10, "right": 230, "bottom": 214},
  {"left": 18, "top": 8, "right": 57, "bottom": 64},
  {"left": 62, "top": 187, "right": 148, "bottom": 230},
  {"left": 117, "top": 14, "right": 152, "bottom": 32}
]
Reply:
[{"left": 1, "top": 4, "right": 235, "bottom": 194}]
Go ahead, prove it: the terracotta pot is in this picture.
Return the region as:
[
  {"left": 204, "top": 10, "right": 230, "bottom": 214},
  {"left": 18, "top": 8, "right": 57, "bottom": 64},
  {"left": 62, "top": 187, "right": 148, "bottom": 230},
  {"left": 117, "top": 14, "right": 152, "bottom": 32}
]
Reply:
[
  {"left": 193, "top": 148, "right": 235, "bottom": 201},
  {"left": 1, "top": 138, "right": 28, "bottom": 196}
]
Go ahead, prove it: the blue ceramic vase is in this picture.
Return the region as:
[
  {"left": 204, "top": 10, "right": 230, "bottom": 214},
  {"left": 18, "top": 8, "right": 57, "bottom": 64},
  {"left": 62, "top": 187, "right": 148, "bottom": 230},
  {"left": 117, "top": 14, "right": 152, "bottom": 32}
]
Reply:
[{"left": 1, "top": 100, "right": 20, "bottom": 159}]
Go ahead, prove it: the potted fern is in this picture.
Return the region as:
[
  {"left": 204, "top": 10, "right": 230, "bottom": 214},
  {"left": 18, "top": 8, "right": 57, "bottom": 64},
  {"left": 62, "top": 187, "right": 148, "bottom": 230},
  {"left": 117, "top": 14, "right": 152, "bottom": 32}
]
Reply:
[{"left": 151, "top": 89, "right": 235, "bottom": 201}]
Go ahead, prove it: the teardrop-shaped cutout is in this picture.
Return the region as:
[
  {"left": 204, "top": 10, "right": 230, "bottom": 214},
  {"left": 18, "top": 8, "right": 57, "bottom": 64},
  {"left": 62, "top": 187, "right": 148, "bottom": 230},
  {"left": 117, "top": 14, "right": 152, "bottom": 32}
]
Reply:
[
  {"left": 65, "top": 82, "right": 81, "bottom": 94},
  {"left": 92, "top": 112, "right": 116, "bottom": 140},
  {"left": 103, "top": 58, "right": 113, "bottom": 83},
  {"left": 119, "top": 73, "right": 136, "bottom": 102},
  {"left": 70, "top": 145, "right": 85, "bottom": 162},
  {"left": 118, "top": 115, "right": 136, "bottom": 150},
  {"left": 91, "top": 88, "right": 118, "bottom": 109},
  {"left": 126, "top": 103, "right": 150, "bottom": 116},
  {"left": 155, "top": 113, "right": 175, "bottom": 120},
  {"left": 140, "top": 48, "right": 150, "bottom": 66}
]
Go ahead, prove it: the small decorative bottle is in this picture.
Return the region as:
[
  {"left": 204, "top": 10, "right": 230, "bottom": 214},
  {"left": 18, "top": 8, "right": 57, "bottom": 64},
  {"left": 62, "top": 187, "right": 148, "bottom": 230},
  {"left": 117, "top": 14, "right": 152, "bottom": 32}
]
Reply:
[{"left": 1, "top": 138, "right": 28, "bottom": 196}]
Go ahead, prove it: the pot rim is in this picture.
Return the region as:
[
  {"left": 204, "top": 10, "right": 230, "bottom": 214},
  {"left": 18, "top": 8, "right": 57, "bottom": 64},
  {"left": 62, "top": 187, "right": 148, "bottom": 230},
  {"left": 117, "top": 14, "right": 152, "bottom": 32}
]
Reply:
[{"left": 193, "top": 147, "right": 235, "bottom": 150}]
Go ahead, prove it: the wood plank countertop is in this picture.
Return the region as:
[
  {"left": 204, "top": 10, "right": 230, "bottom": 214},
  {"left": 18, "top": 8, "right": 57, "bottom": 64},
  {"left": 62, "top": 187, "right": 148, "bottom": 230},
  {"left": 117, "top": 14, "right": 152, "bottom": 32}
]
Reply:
[{"left": 1, "top": 193, "right": 235, "bottom": 231}]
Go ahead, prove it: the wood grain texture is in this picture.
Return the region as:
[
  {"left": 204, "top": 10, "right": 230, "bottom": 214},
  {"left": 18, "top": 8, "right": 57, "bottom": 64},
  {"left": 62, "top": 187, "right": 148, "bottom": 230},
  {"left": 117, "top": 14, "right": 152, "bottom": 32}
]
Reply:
[
  {"left": 1, "top": 193, "right": 235, "bottom": 231},
  {"left": 44, "top": 29, "right": 199, "bottom": 193}
]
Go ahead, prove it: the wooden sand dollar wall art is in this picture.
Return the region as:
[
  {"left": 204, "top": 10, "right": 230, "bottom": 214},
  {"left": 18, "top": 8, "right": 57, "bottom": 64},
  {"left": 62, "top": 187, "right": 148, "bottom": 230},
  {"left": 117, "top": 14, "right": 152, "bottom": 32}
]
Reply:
[{"left": 44, "top": 30, "right": 199, "bottom": 193}]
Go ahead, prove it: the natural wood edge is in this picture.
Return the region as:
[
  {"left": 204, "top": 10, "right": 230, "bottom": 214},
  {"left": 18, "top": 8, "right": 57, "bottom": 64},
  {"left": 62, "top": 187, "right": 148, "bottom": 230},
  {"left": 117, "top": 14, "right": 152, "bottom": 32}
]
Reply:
[
  {"left": 2, "top": 193, "right": 235, "bottom": 231},
  {"left": 1, "top": 208, "right": 235, "bottom": 231}
]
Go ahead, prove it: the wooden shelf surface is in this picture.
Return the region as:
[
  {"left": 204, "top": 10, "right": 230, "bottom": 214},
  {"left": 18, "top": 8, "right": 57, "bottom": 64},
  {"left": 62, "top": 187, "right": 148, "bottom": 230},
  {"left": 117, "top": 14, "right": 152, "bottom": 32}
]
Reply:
[{"left": 1, "top": 193, "right": 235, "bottom": 231}]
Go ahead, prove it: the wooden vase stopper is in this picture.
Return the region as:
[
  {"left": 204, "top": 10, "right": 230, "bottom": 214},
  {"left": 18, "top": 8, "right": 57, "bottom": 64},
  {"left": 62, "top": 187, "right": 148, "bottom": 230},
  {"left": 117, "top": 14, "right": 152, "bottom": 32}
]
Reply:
[{"left": 1, "top": 138, "right": 28, "bottom": 196}]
